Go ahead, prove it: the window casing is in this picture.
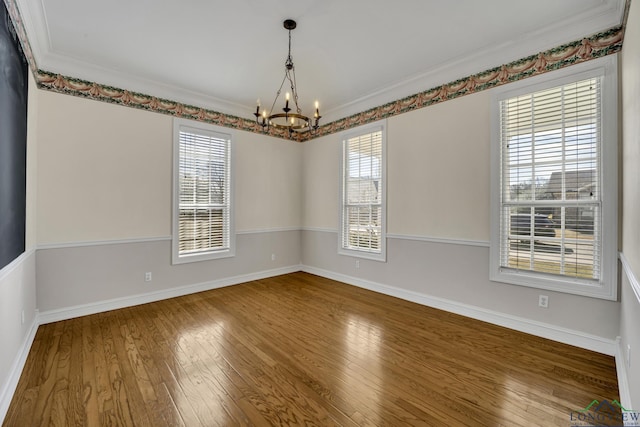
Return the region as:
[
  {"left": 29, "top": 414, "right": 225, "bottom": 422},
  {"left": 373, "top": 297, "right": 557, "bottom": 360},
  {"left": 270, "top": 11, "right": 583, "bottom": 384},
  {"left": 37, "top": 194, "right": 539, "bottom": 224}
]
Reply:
[
  {"left": 490, "top": 56, "right": 617, "bottom": 300},
  {"left": 339, "top": 121, "right": 386, "bottom": 261},
  {"left": 172, "top": 119, "right": 234, "bottom": 264}
]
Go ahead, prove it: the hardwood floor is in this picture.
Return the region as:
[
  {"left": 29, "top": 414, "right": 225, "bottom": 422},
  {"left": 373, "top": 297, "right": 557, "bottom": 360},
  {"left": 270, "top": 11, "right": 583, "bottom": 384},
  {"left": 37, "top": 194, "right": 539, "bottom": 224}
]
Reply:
[{"left": 3, "top": 272, "right": 619, "bottom": 426}]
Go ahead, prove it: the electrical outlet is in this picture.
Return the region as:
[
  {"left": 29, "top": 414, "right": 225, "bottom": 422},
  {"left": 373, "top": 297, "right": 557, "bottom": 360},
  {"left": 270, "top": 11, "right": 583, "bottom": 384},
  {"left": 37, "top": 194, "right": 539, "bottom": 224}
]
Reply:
[
  {"left": 628, "top": 345, "right": 631, "bottom": 369},
  {"left": 145, "top": 272, "right": 152, "bottom": 282},
  {"left": 355, "top": 260, "right": 360, "bottom": 269},
  {"left": 538, "top": 295, "right": 549, "bottom": 308},
  {"left": 271, "top": 253, "right": 276, "bottom": 261}
]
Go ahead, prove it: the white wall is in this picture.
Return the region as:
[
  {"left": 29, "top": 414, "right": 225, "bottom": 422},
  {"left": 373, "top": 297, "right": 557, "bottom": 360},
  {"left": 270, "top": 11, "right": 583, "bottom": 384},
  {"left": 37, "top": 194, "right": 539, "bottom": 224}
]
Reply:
[
  {"left": 36, "top": 92, "right": 172, "bottom": 244},
  {"left": 388, "top": 95, "right": 490, "bottom": 241},
  {"left": 0, "top": 73, "right": 38, "bottom": 421},
  {"left": 302, "top": 88, "right": 620, "bottom": 346},
  {"left": 620, "top": 0, "right": 640, "bottom": 409}
]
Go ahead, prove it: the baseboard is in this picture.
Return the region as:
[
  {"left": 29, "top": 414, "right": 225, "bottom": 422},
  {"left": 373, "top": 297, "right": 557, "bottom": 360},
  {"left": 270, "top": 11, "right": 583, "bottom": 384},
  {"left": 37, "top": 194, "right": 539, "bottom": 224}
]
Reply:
[
  {"left": 615, "top": 336, "right": 633, "bottom": 412},
  {"left": 38, "top": 265, "right": 302, "bottom": 324},
  {"left": 302, "top": 265, "right": 617, "bottom": 356},
  {"left": 0, "top": 315, "right": 39, "bottom": 424}
]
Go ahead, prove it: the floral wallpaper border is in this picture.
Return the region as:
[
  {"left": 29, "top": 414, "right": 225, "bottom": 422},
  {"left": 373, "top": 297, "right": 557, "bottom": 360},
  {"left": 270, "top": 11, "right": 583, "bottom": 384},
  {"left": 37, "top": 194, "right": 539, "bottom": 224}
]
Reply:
[{"left": 3, "top": 0, "right": 626, "bottom": 142}]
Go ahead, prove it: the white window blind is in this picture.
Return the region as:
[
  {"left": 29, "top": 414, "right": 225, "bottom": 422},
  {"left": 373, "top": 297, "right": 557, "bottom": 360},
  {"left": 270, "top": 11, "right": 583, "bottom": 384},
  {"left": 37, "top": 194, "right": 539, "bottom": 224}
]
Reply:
[
  {"left": 173, "top": 121, "right": 233, "bottom": 263},
  {"left": 499, "top": 77, "right": 602, "bottom": 281},
  {"left": 340, "top": 125, "right": 385, "bottom": 259}
]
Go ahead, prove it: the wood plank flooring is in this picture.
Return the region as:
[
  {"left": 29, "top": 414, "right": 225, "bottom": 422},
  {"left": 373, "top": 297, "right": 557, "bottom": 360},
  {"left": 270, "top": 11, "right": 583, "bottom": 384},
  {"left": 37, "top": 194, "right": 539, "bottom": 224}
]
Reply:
[{"left": 3, "top": 272, "right": 620, "bottom": 426}]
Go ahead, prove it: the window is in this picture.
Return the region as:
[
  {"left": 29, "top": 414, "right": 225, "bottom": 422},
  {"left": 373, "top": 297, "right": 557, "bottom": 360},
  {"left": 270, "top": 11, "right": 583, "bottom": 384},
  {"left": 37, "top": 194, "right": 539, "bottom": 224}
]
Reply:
[
  {"left": 172, "top": 119, "right": 234, "bottom": 264},
  {"left": 339, "top": 121, "right": 386, "bottom": 261},
  {"left": 490, "top": 56, "right": 617, "bottom": 300}
]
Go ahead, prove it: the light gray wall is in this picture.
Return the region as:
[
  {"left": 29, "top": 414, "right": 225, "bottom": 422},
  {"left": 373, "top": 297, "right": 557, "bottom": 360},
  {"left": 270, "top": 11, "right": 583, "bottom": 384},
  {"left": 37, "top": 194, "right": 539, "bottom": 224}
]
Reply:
[{"left": 36, "top": 231, "right": 301, "bottom": 313}]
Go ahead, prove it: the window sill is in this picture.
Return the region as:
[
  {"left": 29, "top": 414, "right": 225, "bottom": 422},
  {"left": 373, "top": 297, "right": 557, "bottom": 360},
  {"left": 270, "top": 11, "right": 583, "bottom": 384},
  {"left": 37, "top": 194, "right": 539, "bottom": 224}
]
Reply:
[
  {"left": 171, "top": 248, "right": 235, "bottom": 265},
  {"left": 489, "top": 267, "right": 616, "bottom": 300},
  {"left": 338, "top": 247, "right": 386, "bottom": 262}
]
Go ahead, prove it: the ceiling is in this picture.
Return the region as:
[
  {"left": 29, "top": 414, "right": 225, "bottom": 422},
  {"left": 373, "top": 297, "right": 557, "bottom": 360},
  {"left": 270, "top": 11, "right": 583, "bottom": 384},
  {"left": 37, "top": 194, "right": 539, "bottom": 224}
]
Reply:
[{"left": 15, "top": 0, "right": 625, "bottom": 124}]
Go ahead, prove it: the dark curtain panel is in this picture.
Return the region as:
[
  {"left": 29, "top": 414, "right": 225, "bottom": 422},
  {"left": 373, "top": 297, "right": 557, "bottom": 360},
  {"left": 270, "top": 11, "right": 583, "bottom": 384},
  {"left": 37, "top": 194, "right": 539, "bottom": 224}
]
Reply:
[{"left": 0, "top": 2, "right": 28, "bottom": 270}]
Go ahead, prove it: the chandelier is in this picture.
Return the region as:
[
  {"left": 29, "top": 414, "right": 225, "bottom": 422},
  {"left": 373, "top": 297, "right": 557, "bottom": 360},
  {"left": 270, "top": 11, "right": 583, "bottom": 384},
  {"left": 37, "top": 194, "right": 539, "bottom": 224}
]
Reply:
[{"left": 254, "top": 19, "right": 320, "bottom": 134}]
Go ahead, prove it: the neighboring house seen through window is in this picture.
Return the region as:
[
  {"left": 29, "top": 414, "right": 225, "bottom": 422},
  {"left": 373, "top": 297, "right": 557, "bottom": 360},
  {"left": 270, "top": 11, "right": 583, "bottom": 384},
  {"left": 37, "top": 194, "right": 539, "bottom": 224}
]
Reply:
[
  {"left": 490, "top": 56, "right": 617, "bottom": 300},
  {"left": 339, "top": 121, "right": 386, "bottom": 261},
  {"left": 172, "top": 119, "right": 234, "bottom": 264}
]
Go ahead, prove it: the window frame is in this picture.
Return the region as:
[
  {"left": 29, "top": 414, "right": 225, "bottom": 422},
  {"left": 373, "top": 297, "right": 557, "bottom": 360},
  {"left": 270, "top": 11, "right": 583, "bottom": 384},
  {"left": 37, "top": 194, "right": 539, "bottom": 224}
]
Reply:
[
  {"left": 489, "top": 55, "right": 618, "bottom": 300},
  {"left": 338, "top": 120, "right": 387, "bottom": 262},
  {"left": 172, "top": 118, "right": 235, "bottom": 265}
]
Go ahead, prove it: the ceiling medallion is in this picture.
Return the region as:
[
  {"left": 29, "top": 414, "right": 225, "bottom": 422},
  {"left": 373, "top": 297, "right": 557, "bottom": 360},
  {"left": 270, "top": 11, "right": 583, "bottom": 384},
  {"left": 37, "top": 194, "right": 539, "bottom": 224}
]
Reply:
[{"left": 254, "top": 19, "right": 320, "bottom": 135}]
